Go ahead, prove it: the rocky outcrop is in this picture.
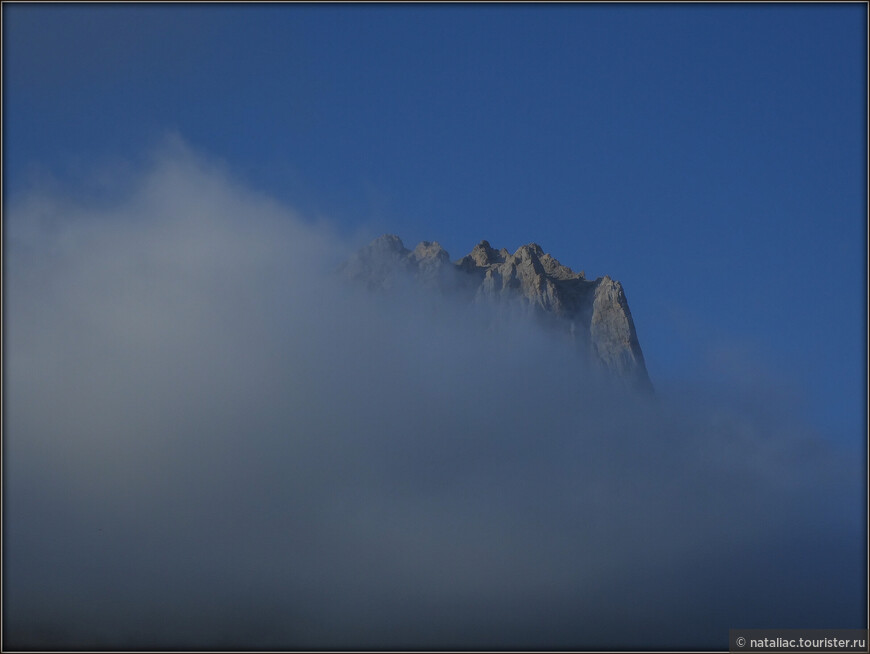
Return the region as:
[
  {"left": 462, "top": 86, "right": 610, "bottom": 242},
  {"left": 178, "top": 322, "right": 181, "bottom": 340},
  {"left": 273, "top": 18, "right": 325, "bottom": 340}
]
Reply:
[
  {"left": 341, "top": 234, "right": 414, "bottom": 290},
  {"left": 343, "top": 235, "right": 652, "bottom": 391}
]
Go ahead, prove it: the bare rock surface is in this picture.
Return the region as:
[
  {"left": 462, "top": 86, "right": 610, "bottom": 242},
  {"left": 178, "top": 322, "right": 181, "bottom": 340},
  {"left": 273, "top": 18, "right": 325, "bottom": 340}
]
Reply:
[{"left": 343, "top": 235, "right": 652, "bottom": 391}]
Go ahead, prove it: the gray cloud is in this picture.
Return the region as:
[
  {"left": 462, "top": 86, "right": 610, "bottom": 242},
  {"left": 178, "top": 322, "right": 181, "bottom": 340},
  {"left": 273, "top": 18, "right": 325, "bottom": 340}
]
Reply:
[{"left": 3, "top": 142, "right": 865, "bottom": 650}]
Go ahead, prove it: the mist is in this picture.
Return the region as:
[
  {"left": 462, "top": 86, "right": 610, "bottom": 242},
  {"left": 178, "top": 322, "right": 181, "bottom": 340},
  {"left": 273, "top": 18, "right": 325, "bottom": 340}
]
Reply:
[{"left": 3, "top": 142, "right": 865, "bottom": 650}]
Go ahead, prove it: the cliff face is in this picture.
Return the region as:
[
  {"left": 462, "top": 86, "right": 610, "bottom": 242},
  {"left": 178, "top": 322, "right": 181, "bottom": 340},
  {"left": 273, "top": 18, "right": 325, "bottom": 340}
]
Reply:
[{"left": 343, "top": 235, "right": 652, "bottom": 391}]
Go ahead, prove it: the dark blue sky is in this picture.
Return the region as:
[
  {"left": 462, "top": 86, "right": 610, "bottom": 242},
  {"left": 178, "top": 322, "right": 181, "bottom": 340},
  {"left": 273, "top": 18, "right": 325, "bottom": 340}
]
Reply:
[{"left": 3, "top": 3, "right": 866, "bottom": 441}]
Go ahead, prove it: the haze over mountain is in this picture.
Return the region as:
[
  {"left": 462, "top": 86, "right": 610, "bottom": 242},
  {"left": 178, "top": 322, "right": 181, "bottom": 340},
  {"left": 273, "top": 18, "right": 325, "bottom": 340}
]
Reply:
[
  {"left": 344, "top": 235, "right": 652, "bottom": 391},
  {"left": 3, "top": 2, "right": 865, "bottom": 649},
  {"left": 3, "top": 144, "right": 864, "bottom": 651}
]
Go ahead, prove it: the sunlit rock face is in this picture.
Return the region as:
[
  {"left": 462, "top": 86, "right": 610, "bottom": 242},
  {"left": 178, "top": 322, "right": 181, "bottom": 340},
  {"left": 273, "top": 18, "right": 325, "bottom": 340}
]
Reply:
[{"left": 343, "top": 235, "right": 652, "bottom": 392}]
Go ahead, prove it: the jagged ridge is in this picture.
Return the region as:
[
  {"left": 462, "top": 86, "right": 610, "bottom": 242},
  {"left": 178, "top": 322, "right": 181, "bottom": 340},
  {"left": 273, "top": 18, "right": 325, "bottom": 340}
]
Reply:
[{"left": 343, "top": 235, "right": 652, "bottom": 391}]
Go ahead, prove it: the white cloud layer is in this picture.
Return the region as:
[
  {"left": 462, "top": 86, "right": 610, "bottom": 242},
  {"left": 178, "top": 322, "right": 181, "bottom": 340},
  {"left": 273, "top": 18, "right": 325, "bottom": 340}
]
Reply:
[{"left": 3, "top": 141, "right": 865, "bottom": 649}]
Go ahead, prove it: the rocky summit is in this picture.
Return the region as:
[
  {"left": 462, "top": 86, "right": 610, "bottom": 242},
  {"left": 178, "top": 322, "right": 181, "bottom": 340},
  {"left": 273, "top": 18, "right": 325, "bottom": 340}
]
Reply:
[{"left": 343, "top": 235, "right": 653, "bottom": 392}]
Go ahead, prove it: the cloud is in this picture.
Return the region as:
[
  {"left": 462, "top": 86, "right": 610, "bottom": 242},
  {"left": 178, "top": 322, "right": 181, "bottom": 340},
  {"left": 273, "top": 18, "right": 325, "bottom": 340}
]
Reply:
[{"left": 3, "top": 140, "right": 865, "bottom": 650}]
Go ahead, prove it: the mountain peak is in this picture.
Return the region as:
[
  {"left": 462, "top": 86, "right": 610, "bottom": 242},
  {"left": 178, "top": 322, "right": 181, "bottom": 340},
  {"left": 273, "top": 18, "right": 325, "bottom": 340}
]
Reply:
[
  {"left": 470, "top": 240, "right": 501, "bottom": 266},
  {"left": 412, "top": 240, "right": 449, "bottom": 263},
  {"left": 345, "top": 235, "right": 652, "bottom": 391},
  {"left": 371, "top": 233, "right": 407, "bottom": 252},
  {"left": 516, "top": 242, "right": 545, "bottom": 257}
]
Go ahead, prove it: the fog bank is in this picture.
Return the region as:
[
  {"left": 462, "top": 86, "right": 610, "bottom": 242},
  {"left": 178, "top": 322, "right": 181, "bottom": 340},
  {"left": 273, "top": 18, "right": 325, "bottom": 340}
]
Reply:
[{"left": 3, "top": 143, "right": 865, "bottom": 650}]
